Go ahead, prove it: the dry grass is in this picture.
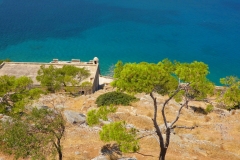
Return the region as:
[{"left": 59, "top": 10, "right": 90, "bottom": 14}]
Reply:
[
  {"left": 1, "top": 91, "right": 240, "bottom": 160},
  {"left": 204, "top": 115, "right": 211, "bottom": 122}
]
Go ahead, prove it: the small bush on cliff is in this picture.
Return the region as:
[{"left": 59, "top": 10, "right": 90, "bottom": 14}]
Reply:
[
  {"left": 100, "top": 121, "right": 139, "bottom": 153},
  {"left": 87, "top": 105, "right": 117, "bottom": 126},
  {"left": 96, "top": 91, "right": 137, "bottom": 107},
  {"left": 205, "top": 104, "right": 214, "bottom": 113},
  {"left": 218, "top": 76, "right": 240, "bottom": 110}
]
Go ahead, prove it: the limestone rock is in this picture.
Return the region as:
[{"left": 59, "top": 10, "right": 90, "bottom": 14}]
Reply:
[
  {"left": 37, "top": 105, "right": 49, "bottom": 110},
  {"left": 162, "top": 134, "right": 182, "bottom": 143},
  {"left": 91, "top": 155, "right": 108, "bottom": 160},
  {"left": 75, "top": 151, "right": 80, "bottom": 155},
  {"left": 194, "top": 147, "right": 207, "bottom": 156},
  {"left": 182, "top": 134, "right": 196, "bottom": 141},
  {"left": 64, "top": 110, "right": 86, "bottom": 124},
  {"left": 0, "top": 115, "right": 12, "bottom": 122},
  {"left": 55, "top": 104, "right": 66, "bottom": 109}
]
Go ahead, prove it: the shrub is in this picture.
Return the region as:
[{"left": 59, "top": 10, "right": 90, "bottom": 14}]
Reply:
[
  {"left": 205, "top": 104, "right": 214, "bottom": 114},
  {"left": 87, "top": 105, "right": 117, "bottom": 126},
  {"left": 99, "top": 121, "right": 139, "bottom": 153},
  {"left": 87, "top": 110, "right": 99, "bottom": 126},
  {"left": 80, "top": 81, "right": 92, "bottom": 87},
  {"left": 96, "top": 91, "right": 138, "bottom": 107}
]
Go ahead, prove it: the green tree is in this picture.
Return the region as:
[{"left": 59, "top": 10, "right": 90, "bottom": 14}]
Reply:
[
  {"left": 86, "top": 104, "right": 139, "bottom": 153},
  {"left": 0, "top": 108, "right": 65, "bottom": 160},
  {"left": 218, "top": 76, "right": 240, "bottom": 109},
  {"left": 36, "top": 65, "right": 90, "bottom": 93},
  {"left": 87, "top": 105, "right": 117, "bottom": 126},
  {"left": 0, "top": 119, "right": 45, "bottom": 159},
  {"left": 100, "top": 121, "right": 139, "bottom": 153},
  {"left": 113, "top": 61, "right": 124, "bottom": 79},
  {"left": 112, "top": 59, "right": 214, "bottom": 160},
  {"left": 36, "top": 65, "right": 60, "bottom": 92},
  {"left": 0, "top": 75, "right": 42, "bottom": 114}
]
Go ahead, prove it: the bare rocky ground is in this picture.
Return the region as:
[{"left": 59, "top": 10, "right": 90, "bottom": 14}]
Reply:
[{"left": 1, "top": 86, "right": 240, "bottom": 160}]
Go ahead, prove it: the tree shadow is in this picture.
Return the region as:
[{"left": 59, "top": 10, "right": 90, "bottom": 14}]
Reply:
[
  {"left": 189, "top": 106, "right": 207, "bottom": 115},
  {"left": 101, "top": 143, "right": 122, "bottom": 157}
]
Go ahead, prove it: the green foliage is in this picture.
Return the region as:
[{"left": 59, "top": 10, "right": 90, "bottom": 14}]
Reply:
[
  {"left": 112, "top": 59, "right": 214, "bottom": 101},
  {"left": 0, "top": 108, "right": 65, "bottom": 160},
  {"left": 36, "top": 65, "right": 90, "bottom": 93},
  {"left": 87, "top": 109, "right": 99, "bottom": 126},
  {"left": 111, "top": 59, "right": 215, "bottom": 159},
  {"left": 205, "top": 104, "right": 214, "bottom": 113},
  {"left": 100, "top": 121, "right": 139, "bottom": 153},
  {"left": 0, "top": 75, "right": 16, "bottom": 96},
  {"left": 0, "top": 58, "right": 11, "bottom": 64},
  {"left": 0, "top": 75, "right": 42, "bottom": 114},
  {"left": 175, "top": 61, "right": 215, "bottom": 100},
  {"left": 96, "top": 91, "right": 138, "bottom": 107},
  {"left": 0, "top": 120, "right": 45, "bottom": 159},
  {"left": 112, "top": 60, "right": 178, "bottom": 95},
  {"left": 113, "top": 61, "right": 124, "bottom": 79},
  {"left": 28, "top": 88, "right": 43, "bottom": 100},
  {"left": 80, "top": 81, "right": 92, "bottom": 87},
  {"left": 218, "top": 76, "right": 240, "bottom": 109},
  {"left": 36, "top": 65, "right": 61, "bottom": 92},
  {"left": 87, "top": 105, "right": 117, "bottom": 126}
]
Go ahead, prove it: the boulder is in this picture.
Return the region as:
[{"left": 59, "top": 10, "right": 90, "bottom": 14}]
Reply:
[
  {"left": 37, "top": 105, "right": 49, "bottom": 110},
  {"left": 91, "top": 155, "right": 108, "bottom": 160},
  {"left": 75, "top": 151, "right": 80, "bottom": 155},
  {"left": 182, "top": 134, "right": 196, "bottom": 141},
  {"left": 0, "top": 115, "right": 12, "bottom": 122},
  {"left": 64, "top": 110, "right": 86, "bottom": 124}
]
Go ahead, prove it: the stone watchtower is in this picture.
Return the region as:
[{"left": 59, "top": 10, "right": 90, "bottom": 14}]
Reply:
[{"left": 93, "top": 57, "right": 99, "bottom": 64}]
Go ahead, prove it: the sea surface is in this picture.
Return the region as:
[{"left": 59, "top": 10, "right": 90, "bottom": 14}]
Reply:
[{"left": 0, "top": 0, "right": 240, "bottom": 85}]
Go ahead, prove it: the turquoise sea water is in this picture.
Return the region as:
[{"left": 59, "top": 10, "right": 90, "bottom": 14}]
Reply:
[{"left": 0, "top": 0, "right": 239, "bottom": 84}]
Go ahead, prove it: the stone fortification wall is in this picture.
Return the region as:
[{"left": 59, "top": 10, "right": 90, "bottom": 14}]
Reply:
[{"left": 0, "top": 57, "right": 100, "bottom": 93}]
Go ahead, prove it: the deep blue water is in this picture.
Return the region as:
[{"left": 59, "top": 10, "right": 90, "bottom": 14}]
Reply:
[{"left": 0, "top": 0, "right": 240, "bottom": 85}]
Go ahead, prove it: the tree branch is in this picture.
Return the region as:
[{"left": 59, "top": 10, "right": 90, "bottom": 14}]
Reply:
[
  {"left": 150, "top": 92, "right": 165, "bottom": 149},
  {"left": 170, "top": 83, "right": 191, "bottom": 128},
  {"left": 137, "top": 132, "right": 156, "bottom": 140},
  {"left": 135, "top": 152, "right": 155, "bottom": 157},
  {"left": 172, "top": 125, "right": 195, "bottom": 130},
  {"left": 162, "top": 87, "right": 181, "bottom": 128},
  {"left": 170, "top": 101, "right": 187, "bottom": 128}
]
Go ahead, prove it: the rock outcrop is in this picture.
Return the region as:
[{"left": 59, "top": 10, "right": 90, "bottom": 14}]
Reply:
[{"left": 64, "top": 110, "right": 86, "bottom": 124}]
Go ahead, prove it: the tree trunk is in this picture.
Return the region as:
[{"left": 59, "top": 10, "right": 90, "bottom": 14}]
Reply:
[
  {"left": 150, "top": 92, "right": 167, "bottom": 160},
  {"left": 53, "top": 137, "right": 63, "bottom": 160},
  {"left": 57, "top": 138, "right": 62, "bottom": 160},
  {"left": 159, "top": 148, "right": 167, "bottom": 160},
  {"left": 58, "top": 150, "right": 62, "bottom": 160}
]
